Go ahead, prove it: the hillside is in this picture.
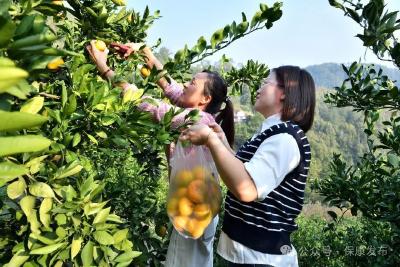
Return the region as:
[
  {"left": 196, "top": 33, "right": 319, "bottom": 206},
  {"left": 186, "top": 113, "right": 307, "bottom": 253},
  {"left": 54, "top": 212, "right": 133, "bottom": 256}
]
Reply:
[{"left": 305, "top": 62, "right": 400, "bottom": 88}]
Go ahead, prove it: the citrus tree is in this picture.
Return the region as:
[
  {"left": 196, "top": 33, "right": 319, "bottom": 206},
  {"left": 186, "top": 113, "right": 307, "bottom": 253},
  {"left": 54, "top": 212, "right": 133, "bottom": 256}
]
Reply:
[
  {"left": 314, "top": 0, "right": 400, "bottom": 265},
  {"left": 0, "top": 0, "right": 283, "bottom": 266}
]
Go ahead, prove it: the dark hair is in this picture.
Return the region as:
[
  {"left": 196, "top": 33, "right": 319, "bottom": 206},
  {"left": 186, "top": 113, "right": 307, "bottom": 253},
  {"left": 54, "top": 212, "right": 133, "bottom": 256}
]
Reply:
[
  {"left": 273, "top": 66, "right": 316, "bottom": 132},
  {"left": 201, "top": 70, "right": 235, "bottom": 147}
]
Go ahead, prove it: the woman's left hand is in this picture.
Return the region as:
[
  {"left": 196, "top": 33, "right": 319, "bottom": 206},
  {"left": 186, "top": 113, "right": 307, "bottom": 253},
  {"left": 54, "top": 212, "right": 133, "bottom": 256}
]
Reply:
[{"left": 179, "top": 124, "right": 214, "bottom": 146}]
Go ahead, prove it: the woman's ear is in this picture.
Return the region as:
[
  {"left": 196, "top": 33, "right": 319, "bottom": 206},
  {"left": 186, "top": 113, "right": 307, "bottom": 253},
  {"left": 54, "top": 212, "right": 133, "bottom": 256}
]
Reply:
[{"left": 200, "top": 94, "right": 212, "bottom": 106}]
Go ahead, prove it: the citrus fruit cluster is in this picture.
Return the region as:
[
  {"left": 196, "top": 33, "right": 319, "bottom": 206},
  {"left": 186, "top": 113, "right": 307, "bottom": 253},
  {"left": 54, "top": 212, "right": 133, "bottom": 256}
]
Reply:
[{"left": 167, "top": 166, "right": 221, "bottom": 239}]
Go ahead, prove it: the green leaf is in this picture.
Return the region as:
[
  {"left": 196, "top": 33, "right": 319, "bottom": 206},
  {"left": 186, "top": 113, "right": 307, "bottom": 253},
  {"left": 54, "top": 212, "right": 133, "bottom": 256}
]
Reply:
[
  {"left": 0, "top": 161, "right": 29, "bottom": 187},
  {"left": 95, "top": 131, "right": 108, "bottom": 139},
  {"left": 71, "top": 236, "right": 83, "bottom": 260},
  {"left": 0, "top": 17, "right": 16, "bottom": 48},
  {"left": 113, "top": 229, "right": 129, "bottom": 244},
  {"left": 84, "top": 201, "right": 108, "bottom": 216},
  {"left": 236, "top": 21, "right": 249, "bottom": 34},
  {"left": 241, "top": 12, "right": 247, "bottom": 22},
  {"left": 0, "top": 111, "right": 48, "bottom": 132},
  {"left": 39, "top": 198, "right": 52, "bottom": 228},
  {"left": 196, "top": 36, "right": 207, "bottom": 53},
  {"left": 93, "top": 207, "right": 111, "bottom": 224},
  {"left": 251, "top": 11, "right": 262, "bottom": 28},
  {"left": 30, "top": 243, "right": 66, "bottom": 255},
  {"left": 0, "top": 57, "right": 15, "bottom": 67},
  {"left": 64, "top": 94, "right": 77, "bottom": 115},
  {"left": 81, "top": 241, "right": 94, "bottom": 266},
  {"left": 72, "top": 133, "right": 81, "bottom": 147},
  {"left": 61, "top": 85, "right": 67, "bottom": 108},
  {"left": 29, "top": 182, "right": 55, "bottom": 198},
  {"left": 86, "top": 133, "right": 98, "bottom": 145},
  {"left": 106, "top": 214, "right": 123, "bottom": 223},
  {"left": 20, "top": 97, "right": 44, "bottom": 114},
  {"left": 20, "top": 195, "right": 36, "bottom": 218},
  {"left": 7, "top": 177, "right": 26, "bottom": 199},
  {"left": 93, "top": 231, "right": 114, "bottom": 245},
  {"left": 6, "top": 250, "right": 29, "bottom": 267},
  {"left": 25, "top": 155, "right": 48, "bottom": 174},
  {"left": 115, "top": 251, "right": 142, "bottom": 263},
  {"left": 0, "top": 135, "right": 51, "bottom": 157},
  {"left": 174, "top": 48, "right": 186, "bottom": 62},
  {"left": 123, "top": 88, "right": 144, "bottom": 103},
  {"left": 210, "top": 28, "right": 224, "bottom": 49},
  {"left": 54, "top": 162, "right": 83, "bottom": 179},
  {"left": 55, "top": 214, "right": 67, "bottom": 225},
  {"left": 61, "top": 185, "right": 77, "bottom": 201}
]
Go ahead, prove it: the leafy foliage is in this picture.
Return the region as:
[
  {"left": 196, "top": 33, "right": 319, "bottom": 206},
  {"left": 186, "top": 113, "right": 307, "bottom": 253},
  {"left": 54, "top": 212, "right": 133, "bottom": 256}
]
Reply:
[
  {"left": 312, "top": 1, "right": 400, "bottom": 265},
  {"left": 0, "top": 0, "right": 284, "bottom": 266}
]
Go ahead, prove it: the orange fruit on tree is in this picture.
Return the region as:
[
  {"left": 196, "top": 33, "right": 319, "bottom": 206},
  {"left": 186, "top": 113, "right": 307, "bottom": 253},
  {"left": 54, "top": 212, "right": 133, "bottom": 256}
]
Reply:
[
  {"left": 52, "top": 0, "right": 63, "bottom": 5},
  {"left": 47, "top": 57, "right": 64, "bottom": 70},
  {"left": 156, "top": 225, "right": 167, "bottom": 238},
  {"left": 178, "top": 197, "right": 194, "bottom": 216},
  {"left": 187, "top": 179, "right": 206, "bottom": 204},
  {"left": 94, "top": 40, "right": 107, "bottom": 52},
  {"left": 140, "top": 66, "right": 151, "bottom": 78}
]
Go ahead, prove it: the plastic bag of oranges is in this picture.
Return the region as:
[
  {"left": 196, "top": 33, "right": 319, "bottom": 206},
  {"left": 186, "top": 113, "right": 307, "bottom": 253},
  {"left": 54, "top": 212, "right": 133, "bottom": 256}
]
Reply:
[{"left": 167, "top": 141, "right": 222, "bottom": 239}]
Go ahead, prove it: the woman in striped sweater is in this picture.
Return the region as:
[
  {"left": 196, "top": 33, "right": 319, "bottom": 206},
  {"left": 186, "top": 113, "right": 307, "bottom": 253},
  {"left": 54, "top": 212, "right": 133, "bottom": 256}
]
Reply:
[{"left": 181, "top": 66, "right": 316, "bottom": 267}]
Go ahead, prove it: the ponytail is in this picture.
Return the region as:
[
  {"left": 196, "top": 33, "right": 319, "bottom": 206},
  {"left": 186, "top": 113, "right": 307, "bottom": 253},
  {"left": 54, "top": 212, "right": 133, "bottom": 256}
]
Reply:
[
  {"left": 201, "top": 70, "right": 235, "bottom": 147},
  {"left": 215, "top": 98, "right": 235, "bottom": 147}
]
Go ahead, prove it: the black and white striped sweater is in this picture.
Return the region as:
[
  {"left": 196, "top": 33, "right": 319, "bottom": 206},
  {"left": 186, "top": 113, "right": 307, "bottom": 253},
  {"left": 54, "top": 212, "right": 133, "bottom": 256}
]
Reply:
[{"left": 222, "top": 121, "right": 311, "bottom": 254}]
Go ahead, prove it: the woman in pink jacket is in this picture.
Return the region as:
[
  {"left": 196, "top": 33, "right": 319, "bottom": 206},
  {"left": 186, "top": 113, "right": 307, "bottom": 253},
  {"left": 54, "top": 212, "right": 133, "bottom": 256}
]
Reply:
[{"left": 87, "top": 41, "right": 234, "bottom": 267}]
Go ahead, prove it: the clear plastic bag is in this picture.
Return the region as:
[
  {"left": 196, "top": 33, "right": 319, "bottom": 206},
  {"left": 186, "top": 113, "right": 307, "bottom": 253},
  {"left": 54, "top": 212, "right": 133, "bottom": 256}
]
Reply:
[{"left": 167, "top": 141, "right": 222, "bottom": 239}]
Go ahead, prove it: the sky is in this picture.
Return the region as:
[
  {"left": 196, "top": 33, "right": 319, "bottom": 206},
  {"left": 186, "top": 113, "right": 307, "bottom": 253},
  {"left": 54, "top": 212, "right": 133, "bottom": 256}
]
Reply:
[{"left": 127, "top": 0, "right": 400, "bottom": 69}]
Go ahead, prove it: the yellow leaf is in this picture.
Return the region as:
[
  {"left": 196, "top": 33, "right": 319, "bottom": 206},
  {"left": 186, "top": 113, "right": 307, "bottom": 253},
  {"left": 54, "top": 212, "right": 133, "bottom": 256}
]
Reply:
[{"left": 20, "top": 96, "right": 45, "bottom": 114}]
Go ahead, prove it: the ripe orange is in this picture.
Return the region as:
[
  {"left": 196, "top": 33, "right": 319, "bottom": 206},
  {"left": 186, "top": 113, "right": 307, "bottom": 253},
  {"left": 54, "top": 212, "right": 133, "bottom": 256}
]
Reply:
[
  {"left": 186, "top": 179, "right": 206, "bottom": 204},
  {"left": 186, "top": 218, "right": 204, "bottom": 239},
  {"left": 167, "top": 197, "right": 179, "bottom": 216},
  {"left": 94, "top": 40, "right": 107, "bottom": 52},
  {"left": 156, "top": 225, "right": 167, "bottom": 238},
  {"left": 196, "top": 212, "right": 212, "bottom": 229},
  {"left": 193, "top": 203, "right": 211, "bottom": 219},
  {"left": 47, "top": 57, "right": 64, "bottom": 70},
  {"left": 140, "top": 66, "right": 151, "bottom": 77},
  {"left": 174, "top": 170, "right": 193, "bottom": 187},
  {"left": 192, "top": 166, "right": 209, "bottom": 181},
  {"left": 173, "top": 188, "right": 187, "bottom": 198},
  {"left": 173, "top": 216, "right": 188, "bottom": 232},
  {"left": 178, "top": 197, "right": 194, "bottom": 216}
]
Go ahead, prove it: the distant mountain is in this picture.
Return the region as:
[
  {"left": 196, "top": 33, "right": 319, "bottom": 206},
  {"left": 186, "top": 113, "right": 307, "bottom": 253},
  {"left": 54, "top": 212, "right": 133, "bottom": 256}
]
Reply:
[{"left": 305, "top": 62, "right": 400, "bottom": 88}]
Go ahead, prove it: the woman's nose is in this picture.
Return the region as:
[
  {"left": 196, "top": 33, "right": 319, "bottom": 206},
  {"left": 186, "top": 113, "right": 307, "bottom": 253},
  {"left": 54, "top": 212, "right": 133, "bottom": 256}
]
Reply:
[{"left": 183, "top": 82, "right": 189, "bottom": 88}]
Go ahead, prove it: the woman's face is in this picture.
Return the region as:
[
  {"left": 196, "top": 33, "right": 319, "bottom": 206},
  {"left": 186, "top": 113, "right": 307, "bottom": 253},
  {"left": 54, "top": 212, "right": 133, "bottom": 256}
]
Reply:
[
  {"left": 254, "top": 71, "right": 285, "bottom": 118},
  {"left": 179, "top": 72, "right": 211, "bottom": 109}
]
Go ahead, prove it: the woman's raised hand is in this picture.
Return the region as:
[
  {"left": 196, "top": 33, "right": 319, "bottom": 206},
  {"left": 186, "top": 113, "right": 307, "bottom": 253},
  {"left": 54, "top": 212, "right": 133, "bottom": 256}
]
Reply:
[
  {"left": 122, "top": 42, "right": 146, "bottom": 58},
  {"left": 86, "top": 40, "right": 109, "bottom": 73}
]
